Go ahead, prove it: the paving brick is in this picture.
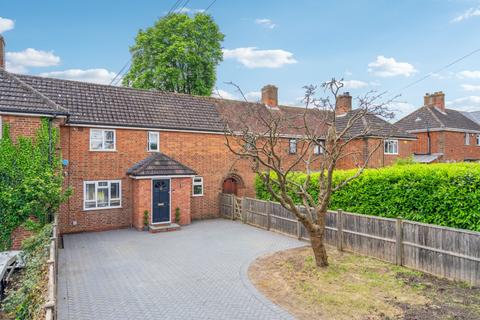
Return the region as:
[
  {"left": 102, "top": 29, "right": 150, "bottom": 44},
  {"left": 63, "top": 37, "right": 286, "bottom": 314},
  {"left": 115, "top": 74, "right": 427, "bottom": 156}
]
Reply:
[{"left": 58, "top": 219, "right": 304, "bottom": 320}]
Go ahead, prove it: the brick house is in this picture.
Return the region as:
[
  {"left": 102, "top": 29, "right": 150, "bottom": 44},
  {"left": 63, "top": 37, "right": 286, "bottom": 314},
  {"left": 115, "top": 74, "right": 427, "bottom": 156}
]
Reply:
[
  {"left": 0, "top": 37, "right": 414, "bottom": 235},
  {"left": 395, "top": 92, "right": 480, "bottom": 163}
]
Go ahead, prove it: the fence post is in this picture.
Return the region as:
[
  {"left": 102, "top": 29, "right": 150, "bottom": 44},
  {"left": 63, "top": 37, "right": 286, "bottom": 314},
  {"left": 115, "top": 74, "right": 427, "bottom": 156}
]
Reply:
[
  {"left": 395, "top": 218, "right": 403, "bottom": 265},
  {"left": 230, "top": 194, "right": 235, "bottom": 219},
  {"left": 266, "top": 202, "right": 271, "bottom": 231},
  {"left": 296, "top": 220, "right": 302, "bottom": 239},
  {"left": 241, "top": 197, "right": 247, "bottom": 223},
  {"left": 337, "top": 209, "right": 343, "bottom": 251}
]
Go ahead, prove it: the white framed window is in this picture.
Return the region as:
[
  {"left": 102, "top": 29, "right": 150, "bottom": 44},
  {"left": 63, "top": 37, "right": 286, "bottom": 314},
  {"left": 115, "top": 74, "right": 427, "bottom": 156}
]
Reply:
[
  {"left": 384, "top": 139, "right": 398, "bottom": 155},
  {"left": 477, "top": 134, "right": 480, "bottom": 146},
  {"left": 90, "top": 129, "right": 116, "bottom": 151},
  {"left": 148, "top": 131, "right": 159, "bottom": 152},
  {"left": 192, "top": 176, "right": 204, "bottom": 196},
  {"left": 289, "top": 139, "right": 297, "bottom": 154},
  {"left": 84, "top": 180, "right": 121, "bottom": 210},
  {"left": 313, "top": 140, "right": 325, "bottom": 155},
  {"left": 465, "top": 132, "right": 470, "bottom": 145}
]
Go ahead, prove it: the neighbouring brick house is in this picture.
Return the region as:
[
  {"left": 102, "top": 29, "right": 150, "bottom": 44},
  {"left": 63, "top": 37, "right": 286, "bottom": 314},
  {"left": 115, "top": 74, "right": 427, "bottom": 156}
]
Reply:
[
  {"left": 0, "top": 37, "right": 414, "bottom": 235},
  {"left": 395, "top": 92, "right": 480, "bottom": 163}
]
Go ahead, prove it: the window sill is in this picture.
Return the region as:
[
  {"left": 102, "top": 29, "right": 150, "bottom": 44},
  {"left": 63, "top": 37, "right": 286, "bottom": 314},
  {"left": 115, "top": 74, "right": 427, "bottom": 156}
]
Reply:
[
  {"left": 83, "top": 206, "right": 122, "bottom": 212},
  {"left": 384, "top": 153, "right": 398, "bottom": 155},
  {"left": 192, "top": 194, "right": 204, "bottom": 197},
  {"left": 89, "top": 149, "right": 117, "bottom": 152}
]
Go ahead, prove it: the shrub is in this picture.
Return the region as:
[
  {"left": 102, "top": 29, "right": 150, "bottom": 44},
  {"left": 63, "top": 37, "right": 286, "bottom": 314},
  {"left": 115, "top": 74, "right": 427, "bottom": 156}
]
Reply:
[
  {"left": 255, "top": 163, "right": 480, "bottom": 231},
  {"left": 175, "top": 208, "right": 181, "bottom": 224},
  {"left": 2, "top": 224, "right": 53, "bottom": 320}
]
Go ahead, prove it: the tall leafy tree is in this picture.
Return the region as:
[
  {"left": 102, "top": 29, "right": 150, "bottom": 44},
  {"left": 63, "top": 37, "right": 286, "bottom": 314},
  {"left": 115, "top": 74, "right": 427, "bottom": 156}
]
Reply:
[{"left": 123, "top": 13, "right": 224, "bottom": 96}]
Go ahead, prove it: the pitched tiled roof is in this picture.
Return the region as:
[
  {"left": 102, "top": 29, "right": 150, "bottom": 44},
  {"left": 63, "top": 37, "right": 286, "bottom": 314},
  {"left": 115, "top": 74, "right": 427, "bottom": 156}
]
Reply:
[
  {"left": 395, "top": 106, "right": 480, "bottom": 132},
  {"left": 1, "top": 71, "right": 225, "bottom": 132},
  {"left": 127, "top": 153, "right": 197, "bottom": 177},
  {"left": 0, "top": 70, "right": 413, "bottom": 139},
  {"left": 0, "top": 69, "right": 68, "bottom": 116},
  {"left": 336, "top": 110, "right": 416, "bottom": 139},
  {"left": 214, "top": 97, "right": 330, "bottom": 137}
]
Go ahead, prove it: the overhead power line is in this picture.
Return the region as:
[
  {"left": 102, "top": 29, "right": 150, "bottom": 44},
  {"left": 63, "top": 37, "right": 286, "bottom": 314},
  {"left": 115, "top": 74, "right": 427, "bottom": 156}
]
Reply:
[{"left": 393, "top": 47, "right": 480, "bottom": 96}]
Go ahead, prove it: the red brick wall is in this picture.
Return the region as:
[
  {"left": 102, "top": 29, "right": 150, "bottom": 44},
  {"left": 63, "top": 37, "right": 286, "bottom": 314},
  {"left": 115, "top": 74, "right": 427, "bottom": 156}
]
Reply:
[
  {"left": 336, "top": 138, "right": 414, "bottom": 169},
  {"left": 171, "top": 177, "right": 192, "bottom": 225},
  {"left": 1, "top": 114, "right": 63, "bottom": 141},
  {"left": 413, "top": 131, "right": 480, "bottom": 161},
  {"left": 132, "top": 179, "right": 151, "bottom": 230},
  {"left": 10, "top": 225, "right": 34, "bottom": 250}
]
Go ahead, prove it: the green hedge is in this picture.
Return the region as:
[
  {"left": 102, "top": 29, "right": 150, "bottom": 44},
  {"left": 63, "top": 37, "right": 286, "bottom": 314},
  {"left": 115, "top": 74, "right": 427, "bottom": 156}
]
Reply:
[{"left": 255, "top": 163, "right": 480, "bottom": 232}]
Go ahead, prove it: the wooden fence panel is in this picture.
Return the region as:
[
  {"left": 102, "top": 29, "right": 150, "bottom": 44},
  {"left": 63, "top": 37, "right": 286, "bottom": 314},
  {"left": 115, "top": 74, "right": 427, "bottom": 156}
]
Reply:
[
  {"left": 341, "top": 212, "right": 397, "bottom": 263},
  {"left": 219, "top": 194, "right": 234, "bottom": 219},
  {"left": 219, "top": 193, "right": 480, "bottom": 286},
  {"left": 402, "top": 221, "right": 480, "bottom": 285}
]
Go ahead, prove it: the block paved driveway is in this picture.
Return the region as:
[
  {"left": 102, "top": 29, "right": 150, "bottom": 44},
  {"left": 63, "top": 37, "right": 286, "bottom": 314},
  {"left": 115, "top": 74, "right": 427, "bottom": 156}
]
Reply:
[{"left": 58, "top": 219, "right": 304, "bottom": 320}]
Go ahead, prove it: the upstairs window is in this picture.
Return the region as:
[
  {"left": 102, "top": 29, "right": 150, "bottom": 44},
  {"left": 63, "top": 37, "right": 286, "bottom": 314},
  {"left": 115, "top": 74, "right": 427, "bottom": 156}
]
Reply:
[
  {"left": 465, "top": 132, "right": 470, "bottom": 145},
  {"left": 384, "top": 139, "right": 398, "bottom": 155},
  {"left": 313, "top": 140, "right": 325, "bottom": 155},
  {"left": 148, "top": 131, "right": 159, "bottom": 152},
  {"left": 289, "top": 139, "right": 297, "bottom": 154},
  {"left": 477, "top": 134, "right": 480, "bottom": 146},
  {"left": 84, "top": 180, "right": 121, "bottom": 210},
  {"left": 90, "top": 129, "right": 115, "bottom": 151},
  {"left": 192, "top": 177, "right": 204, "bottom": 196}
]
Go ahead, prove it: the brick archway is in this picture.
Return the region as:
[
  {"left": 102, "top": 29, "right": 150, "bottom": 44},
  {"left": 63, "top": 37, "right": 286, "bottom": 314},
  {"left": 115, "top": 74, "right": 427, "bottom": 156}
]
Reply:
[{"left": 221, "top": 173, "right": 245, "bottom": 196}]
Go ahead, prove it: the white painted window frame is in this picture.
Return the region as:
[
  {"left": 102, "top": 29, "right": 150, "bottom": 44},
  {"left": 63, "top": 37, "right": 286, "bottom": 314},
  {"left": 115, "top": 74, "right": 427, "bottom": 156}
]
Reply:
[
  {"left": 313, "top": 139, "right": 325, "bottom": 155},
  {"left": 477, "top": 134, "right": 480, "bottom": 146},
  {"left": 465, "top": 132, "right": 470, "bottom": 146},
  {"left": 89, "top": 128, "right": 116, "bottom": 151},
  {"left": 289, "top": 138, "right": 297, "bottom": 154},
  {"left": 83, "top": 180, "right": 122, "bottom": 211},
  {"left": 384, "top": 139, "right": 399, "bottom": 155},
  {"left": 192, "top": 176, "right": 204, "bottom": 197},
  {"left": 147, "top": 131, "right": 160, "bottom": 152}
]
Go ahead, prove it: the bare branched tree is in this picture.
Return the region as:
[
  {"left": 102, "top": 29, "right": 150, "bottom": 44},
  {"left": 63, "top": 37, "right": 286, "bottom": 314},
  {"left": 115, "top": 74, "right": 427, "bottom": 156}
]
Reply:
[{"left": 223, "top": 79, "right": 396, "bottom": 267}]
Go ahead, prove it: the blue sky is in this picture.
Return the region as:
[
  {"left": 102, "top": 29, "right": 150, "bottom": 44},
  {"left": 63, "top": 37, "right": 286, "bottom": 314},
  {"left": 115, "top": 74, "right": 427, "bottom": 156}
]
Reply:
[{"left": 1, "top": 0, "right": 480, "bottom": 119}]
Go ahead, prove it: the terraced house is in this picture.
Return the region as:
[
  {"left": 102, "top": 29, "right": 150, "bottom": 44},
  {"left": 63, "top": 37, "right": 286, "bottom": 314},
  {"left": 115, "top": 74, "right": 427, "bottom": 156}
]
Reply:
[
  {"left": 396, "top": 91, "right": 480, "bottom": 163},
  {"left": 0, "top": 37, "right": 414, "bottom": 235}
]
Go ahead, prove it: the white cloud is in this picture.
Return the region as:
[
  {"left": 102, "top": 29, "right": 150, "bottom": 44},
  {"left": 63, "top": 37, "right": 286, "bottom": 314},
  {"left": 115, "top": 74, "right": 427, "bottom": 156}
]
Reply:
[
  {"left": 461, "top": 84, "right": 480, "bottom": 92},
  {"left": 389, "top": 102, "right": 418, "bottom": 121},
  {"left": 368, "top": 55, "right": 417, "bottom": 77},
  {"left": 342, "top": 80, "right": 368, "bottom": 89},
  {"left": 245, "top": 91, "right": 261, "bottom": 101},
  {"left": 457, "top": 70, "right": 480, "bottom": 79},
  {"left": 212, "top": 89, "right": 237, "bottom": 100},
  {"left": 177, "top": 7, "right": 205, "bottom": 14},
  {"left": 0, "top": 17, "right": 14, "bottom": 33},
  {"left": 38, "top": 69, "right": 118, "bottom": 85},
  {"left": 451, "top": 7, "right": 480, "bottom": 23},
  {"left": 447, "top": 96, "right": 480, "bottom": 111},
  {"left": 223, "top": 47, "right": 297, "bottom": 68},
  {"left": 6, "top": 48, "right": 60, "bottom": 73},
  {"left": 255, "top": 18, "right": 276, "bottom": 29}
]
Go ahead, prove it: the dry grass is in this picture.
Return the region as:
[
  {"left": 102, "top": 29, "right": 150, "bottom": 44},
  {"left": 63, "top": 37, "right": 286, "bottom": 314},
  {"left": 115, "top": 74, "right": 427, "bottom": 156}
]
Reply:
[{"left": 250, "top": 245, "right": 458, "bottom": 320}]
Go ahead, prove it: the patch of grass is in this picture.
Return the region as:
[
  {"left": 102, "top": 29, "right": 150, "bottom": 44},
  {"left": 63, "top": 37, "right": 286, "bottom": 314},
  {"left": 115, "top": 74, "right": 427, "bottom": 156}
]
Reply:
[{"left": 249, "top": 246, "right": 480, "bottom": 320}]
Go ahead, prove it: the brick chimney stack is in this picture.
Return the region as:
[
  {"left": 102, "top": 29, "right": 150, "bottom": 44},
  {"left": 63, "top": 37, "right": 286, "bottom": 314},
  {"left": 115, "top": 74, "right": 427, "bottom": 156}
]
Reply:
[
  {"left": 336, "top": 92, "right": 352, "bottom": 116},
  {"left": 0, "top": 35, "right": 4, "bottom": 69},
  {"left": 261, "top": 85, "right": 278, "bottom": 108},
  {"left": 424, "top": 91, "right": 445, "bottom": 113}
]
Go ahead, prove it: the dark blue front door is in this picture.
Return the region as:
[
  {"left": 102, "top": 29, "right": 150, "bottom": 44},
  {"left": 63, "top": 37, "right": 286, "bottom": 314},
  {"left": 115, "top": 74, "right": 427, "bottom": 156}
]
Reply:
[{"left": 152, "top": 179, "right": 170, "bottom": 223}]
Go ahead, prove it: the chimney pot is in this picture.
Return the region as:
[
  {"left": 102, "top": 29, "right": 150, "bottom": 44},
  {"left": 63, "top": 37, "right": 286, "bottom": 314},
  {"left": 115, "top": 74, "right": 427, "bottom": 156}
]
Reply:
[
  {"left": 261, "top": 84, "right": 278, "bottom": 108},
  {"left": 336, "top": 92, "right": 352, "bottom": 116},
  {"left": 424, "top": 91, "right": 445, "bottom": 113}
]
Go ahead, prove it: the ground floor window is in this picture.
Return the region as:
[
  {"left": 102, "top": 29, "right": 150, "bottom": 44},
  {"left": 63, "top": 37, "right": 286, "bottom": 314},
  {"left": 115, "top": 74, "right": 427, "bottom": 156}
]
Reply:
[
  {"left": 192, "top": 176, "right": 203, "bottom": 196},
  {"left": 384, "top": 139, "right": 398, "bottom": 155},
  {"left": 84, "top": 180, "right": 121, "bottom": 210}
]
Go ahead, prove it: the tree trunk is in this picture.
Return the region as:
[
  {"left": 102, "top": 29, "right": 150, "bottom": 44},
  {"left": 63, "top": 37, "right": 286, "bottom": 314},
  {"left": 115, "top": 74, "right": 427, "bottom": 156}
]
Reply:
[{"left": 310, "top": 229, "right": 328, "bottom": 267}]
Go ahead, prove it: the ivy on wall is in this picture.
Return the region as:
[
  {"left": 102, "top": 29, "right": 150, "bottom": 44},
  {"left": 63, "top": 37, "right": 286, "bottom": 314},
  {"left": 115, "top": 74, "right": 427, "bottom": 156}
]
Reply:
[{"left": 0, "top": 119, "right": 70, "bottom": 250}]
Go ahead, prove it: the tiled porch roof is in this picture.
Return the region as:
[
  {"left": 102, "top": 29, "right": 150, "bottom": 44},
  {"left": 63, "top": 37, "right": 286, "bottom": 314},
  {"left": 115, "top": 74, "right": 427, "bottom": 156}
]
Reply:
[{"left": 127, "top": 153, "right": 197, "bottom": 177}]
